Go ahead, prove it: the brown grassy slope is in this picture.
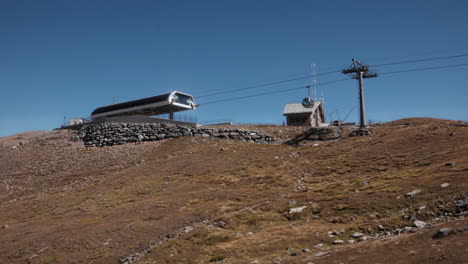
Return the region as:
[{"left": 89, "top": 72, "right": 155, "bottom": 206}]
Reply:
[
  {"left": 140, "top": 119, "right": 468, "bottom": 264},
  {"left": 0, "top": 131, "right": 297, "bottom": 264},
  {"left": 0, "top": 131, "right": 50, "bottom": 147},
  {"left": 0, "top": 118, "right": 466, "bottom": 264}
]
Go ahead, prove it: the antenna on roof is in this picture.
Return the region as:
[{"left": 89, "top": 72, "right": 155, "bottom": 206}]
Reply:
[
  {"left": 303, "top": 63, "right": 317, "bottom": 109},
  {"left": 311, "top": 63, "right": 317, "bottom": 101}
]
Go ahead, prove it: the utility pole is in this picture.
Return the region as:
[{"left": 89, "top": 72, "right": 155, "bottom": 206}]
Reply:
[{"left": 342, "top": 59, "right": 378, "bottom": 128}]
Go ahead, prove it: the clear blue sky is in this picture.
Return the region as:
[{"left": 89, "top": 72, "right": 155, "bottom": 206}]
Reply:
[{"left": 1, "top": 0, "right": 467, "bottom": 136}]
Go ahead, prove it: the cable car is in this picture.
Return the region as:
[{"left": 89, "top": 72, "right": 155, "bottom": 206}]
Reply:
[{"left": 91, "top": 91, "right": 197, "bottom": 121}]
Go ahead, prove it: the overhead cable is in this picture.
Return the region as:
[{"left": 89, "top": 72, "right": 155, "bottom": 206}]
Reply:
[
  {"left": 379, "top": 63, "right": 468, "bottom": 75},
  {"left": 371, "top": 54, "right": 468, "bottom": 67},
  {"left": 200, "top": 78, "right": 351, "bottom": 105},
  {"left": 196, "top": 54, "right": 468, "bottom": 100},
  {"left": 199, "top": 63, "right": 468, "bottom": 106},
  {"left": 197, "top": 70, "right": 341, "bottom": 98}
]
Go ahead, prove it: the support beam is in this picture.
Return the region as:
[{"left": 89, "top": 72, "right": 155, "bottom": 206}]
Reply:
[
  {"left": 342, "top": 59, "right": 378, "bottom": 128},
  {"left": 358, "top": 72, "right": 367, "bottom": 127}
]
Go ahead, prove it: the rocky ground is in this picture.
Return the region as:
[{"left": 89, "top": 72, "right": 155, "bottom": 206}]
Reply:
[{"left": 0, "top": 118, "right": 467, "bottom": 264}]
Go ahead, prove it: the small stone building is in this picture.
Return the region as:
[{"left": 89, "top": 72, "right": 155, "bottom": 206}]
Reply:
[
  {"left": 68, "top": 118, "right": 88, "bottom": 126},
  {"left": 283, "top": 101, "right": 325, "bottom": 127}
]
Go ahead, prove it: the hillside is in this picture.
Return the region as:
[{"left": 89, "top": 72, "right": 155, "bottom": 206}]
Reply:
[{"left": 0, "top": 118, "right": 467, "bottom": 264}]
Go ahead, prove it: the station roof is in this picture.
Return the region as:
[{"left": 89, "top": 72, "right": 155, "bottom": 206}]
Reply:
[
  {"left": 91, "top": 93, "right": 171, "bottom": 116},
  {"left": 283, "top": 101, "right": 322, "bottom": 115}
]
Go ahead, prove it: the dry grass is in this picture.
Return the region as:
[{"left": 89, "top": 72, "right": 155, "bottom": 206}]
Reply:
[{"left": 0, "top": 118, "right": 467, "bottom": 263}]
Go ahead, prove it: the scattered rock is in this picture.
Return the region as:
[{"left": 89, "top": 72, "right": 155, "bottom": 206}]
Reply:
[
  {"left": 301, "top": 248, "right": 311, "bottom": 253},
  {"left": 348, "top": 239, "right": 356, "bottom": 244},
  {"left": 2, "top": 224, "right": 9, "bottom": 229},
  {"left": 378, "top": 225, "right": 386, "bottom": 231},
  {"left": 455, "top": 198, "right": 468, "bottom": 213},
  {"left": 287, "top": 247, "right": 299, "bottom": 256},
  {"left": 349, "top": 129, "right": 371, "bottom": 137},
  {"left": 351, "top": 232, "right": 364, "bottom": 238},
  {"left": 405, "top": 189, "right": 421, "bottom": 198},
  {"left": 358, "top": 236, "right": 369, "bottom": 241},
  {"left": 183, "top": 226, "right": 193, "bottom": 233},
  {"left": 445, "top": 162, "right": 455, "bottom": 166},
  {"left": 432, "top": 227, "right": 456, "bottom": 239},
  {"left": 414, "top": 220, "right": 427, "bottom": 228},
  {"left": 217, "top": 220, "right": 226, "bottom": 228},
  {"left": 332, "top": 240, "right": 344, "bottom": 244},
  {"left": 289, "top": 206, "right": 307, "bottom": 214},
  {"left": 440, "top": 183, "right": 450, "bottom": 188},
  {"left": 313, "top": 252, "right": 330, "bottom": 257},
  {"left": 314, "top": 243, "right": 324, "bottom": 249}
]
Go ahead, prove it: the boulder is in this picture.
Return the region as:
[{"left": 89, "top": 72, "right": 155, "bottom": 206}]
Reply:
[
  {"left": 414, "top": 220, "right": 427, "bottom": 228},
  {"left": 432, "top": 227, "right": 455, "bottom": 239}
]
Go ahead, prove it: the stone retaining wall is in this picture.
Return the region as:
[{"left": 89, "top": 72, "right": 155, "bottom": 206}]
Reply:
[{"left": 75, "top": 123, "right": 279, "bottom": 147}]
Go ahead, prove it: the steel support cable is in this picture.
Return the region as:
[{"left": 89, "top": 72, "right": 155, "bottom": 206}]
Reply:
[
  {"left": 196, "top": 70, "right": 341, "bottom": 98},
  {"left": 199, "top": 78, "right": 351, "bottom": 105},
  {"left": 371, "top": 54, "right": 468, "bottom": 67},
  {"left": 199, "top": 63, "right": 468, "bottom": 106},
  {"left": 195, "top": 54, "right": 468, "bottom": 100},
  {"left": 363, "top": 46, "right": 468, "bottom": 66},
  {"left": 378, "top": 63, "right": 468, "bottom": 75}
]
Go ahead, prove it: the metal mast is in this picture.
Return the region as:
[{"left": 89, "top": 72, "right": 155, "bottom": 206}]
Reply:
[
  {"left": 342, "top": 59, "right": 378, "bottom": 128},
  {"left": 311, "top": 63, "right": 317, "bottom": 100}
]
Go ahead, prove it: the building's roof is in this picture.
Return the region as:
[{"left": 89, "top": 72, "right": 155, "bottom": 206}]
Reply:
[{"left": 283, "top": 102, "right": 321, "bottom": 115}]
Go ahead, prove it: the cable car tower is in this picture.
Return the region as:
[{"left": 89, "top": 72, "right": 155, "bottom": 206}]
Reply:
[{"left": 342, "top": 59, "right": 378, "bottom": 128}]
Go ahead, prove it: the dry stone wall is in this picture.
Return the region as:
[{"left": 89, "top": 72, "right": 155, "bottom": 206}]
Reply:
[{"left": 75, "top": 123, "right": 279, "bottom": 147}]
